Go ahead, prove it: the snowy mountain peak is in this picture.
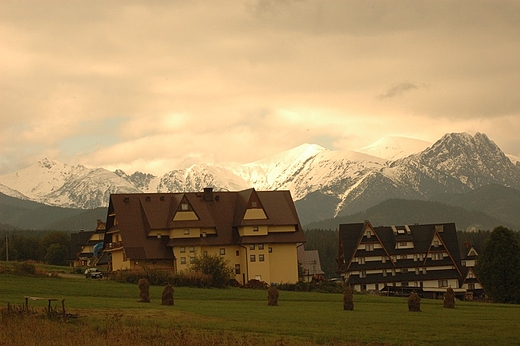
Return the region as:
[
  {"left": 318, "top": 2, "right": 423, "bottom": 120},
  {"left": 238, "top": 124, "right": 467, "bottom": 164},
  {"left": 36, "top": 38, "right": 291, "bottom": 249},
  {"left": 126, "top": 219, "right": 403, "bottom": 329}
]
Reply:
[
  {"left": 355, "top": 136, "right": 432, "bottom": 161},
  {"left": 1, "top": 132, "right": 519, "bottom": 218}
]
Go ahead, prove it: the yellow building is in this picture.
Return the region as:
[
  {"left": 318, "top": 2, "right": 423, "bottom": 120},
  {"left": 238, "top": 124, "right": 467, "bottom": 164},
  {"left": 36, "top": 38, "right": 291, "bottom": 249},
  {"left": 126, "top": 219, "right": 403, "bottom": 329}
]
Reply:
[{"left": 103, "top": 188, "right": 305, "bottom": 285}]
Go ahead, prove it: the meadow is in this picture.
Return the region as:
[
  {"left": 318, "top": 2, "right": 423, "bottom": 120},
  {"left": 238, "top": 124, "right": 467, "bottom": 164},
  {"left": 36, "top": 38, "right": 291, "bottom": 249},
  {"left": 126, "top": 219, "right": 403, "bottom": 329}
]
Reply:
[{"left": 1, "top": 271, "right": 519, "bottom": 345}]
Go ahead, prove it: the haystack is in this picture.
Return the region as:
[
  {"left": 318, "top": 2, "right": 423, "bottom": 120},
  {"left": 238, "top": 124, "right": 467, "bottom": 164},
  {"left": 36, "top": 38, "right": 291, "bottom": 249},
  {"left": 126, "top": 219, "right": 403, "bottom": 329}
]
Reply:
[
  {"left": 343, "top": 286, "right": 354, "bottom": 311},
  {"left": 267, "top": 285, "right": 279, "bottom": 306},
  {"left": 138, "top": 278, "right": 151, "bottom": 303},
  {"left": 408, "top": 292, "right": 421, "bottom": 312},
  {"left": 161, "top": 284, "right": 174, "bottom": 305}
]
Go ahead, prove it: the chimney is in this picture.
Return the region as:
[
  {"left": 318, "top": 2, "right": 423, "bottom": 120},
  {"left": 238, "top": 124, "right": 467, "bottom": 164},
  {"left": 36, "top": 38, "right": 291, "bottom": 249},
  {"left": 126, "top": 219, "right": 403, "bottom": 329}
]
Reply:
[{"left": 203, "top": 187, "right": 213, "bottom": 202}]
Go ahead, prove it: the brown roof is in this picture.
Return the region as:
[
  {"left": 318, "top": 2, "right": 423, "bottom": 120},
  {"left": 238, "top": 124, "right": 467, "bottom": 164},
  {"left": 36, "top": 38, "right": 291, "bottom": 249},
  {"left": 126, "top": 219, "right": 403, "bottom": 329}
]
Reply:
[{"left": 105, "top": 188, "right": 304, "bottom": 260}]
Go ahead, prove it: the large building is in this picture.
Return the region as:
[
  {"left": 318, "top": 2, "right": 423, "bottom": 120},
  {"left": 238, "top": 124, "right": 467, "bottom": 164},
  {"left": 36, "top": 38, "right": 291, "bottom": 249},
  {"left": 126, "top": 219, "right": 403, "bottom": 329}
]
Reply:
[
  {"left": 103, "top": 188, "right": 305, "bottom": 285},
  {"left": 337, "top": 221, "right": 468, "bottom": 298}
]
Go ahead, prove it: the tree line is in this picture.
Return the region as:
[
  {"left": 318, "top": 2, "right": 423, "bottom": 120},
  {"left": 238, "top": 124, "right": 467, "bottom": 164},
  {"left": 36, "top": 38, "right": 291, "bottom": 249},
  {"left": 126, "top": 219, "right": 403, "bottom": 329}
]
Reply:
[{"left": 0, "top": 230, "right": 70, "bottom": 266}]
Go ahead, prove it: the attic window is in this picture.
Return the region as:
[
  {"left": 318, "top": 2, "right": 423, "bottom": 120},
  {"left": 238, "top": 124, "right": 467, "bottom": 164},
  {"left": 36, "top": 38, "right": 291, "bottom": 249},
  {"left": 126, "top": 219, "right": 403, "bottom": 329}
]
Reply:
[
  {"left": 252, "top": 201, "right": 257, "bottom": 208},
  {"left": 181, "top": 203, "right": 189, "bottom": 211}
]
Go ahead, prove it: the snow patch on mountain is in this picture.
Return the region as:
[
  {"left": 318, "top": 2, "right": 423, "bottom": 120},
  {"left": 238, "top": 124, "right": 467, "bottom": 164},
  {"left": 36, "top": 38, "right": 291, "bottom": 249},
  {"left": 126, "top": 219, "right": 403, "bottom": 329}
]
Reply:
[{"left": 355, "top": 136, "right": 432, "bottom": 160}]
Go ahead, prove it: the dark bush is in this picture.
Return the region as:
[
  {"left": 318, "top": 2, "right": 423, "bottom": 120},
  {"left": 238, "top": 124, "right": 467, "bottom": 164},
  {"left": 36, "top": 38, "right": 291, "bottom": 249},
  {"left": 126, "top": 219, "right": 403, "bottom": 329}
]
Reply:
[{"left": 13, "top": 262, "right": 36, "bottom": 276}]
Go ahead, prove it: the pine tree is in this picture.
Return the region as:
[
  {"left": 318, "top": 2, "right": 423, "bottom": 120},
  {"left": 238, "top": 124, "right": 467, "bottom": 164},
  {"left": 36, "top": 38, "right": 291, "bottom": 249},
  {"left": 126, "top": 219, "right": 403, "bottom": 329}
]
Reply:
[{"left": 475, "top": 226, "right": 520, "bottom": 303}]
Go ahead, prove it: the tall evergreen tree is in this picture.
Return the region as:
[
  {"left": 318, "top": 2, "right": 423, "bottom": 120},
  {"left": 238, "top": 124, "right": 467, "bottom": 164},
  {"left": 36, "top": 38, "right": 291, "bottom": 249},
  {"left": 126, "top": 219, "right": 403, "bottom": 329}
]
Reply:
[{"left": 475, "top": 226, "right": 520, "bottom": 303}]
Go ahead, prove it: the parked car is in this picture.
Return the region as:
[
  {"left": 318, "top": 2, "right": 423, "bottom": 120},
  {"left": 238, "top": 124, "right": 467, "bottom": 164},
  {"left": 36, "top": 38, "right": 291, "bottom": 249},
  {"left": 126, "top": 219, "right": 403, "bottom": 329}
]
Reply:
[{"left": 84, "top": 268, "right": 103, "bottom": 279}]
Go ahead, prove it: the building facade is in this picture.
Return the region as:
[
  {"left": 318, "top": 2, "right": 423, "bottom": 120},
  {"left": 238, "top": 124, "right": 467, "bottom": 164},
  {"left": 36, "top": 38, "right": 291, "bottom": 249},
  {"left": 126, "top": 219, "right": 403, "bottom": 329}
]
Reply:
[
  {"left": 103, "top": 188, "right": 305, "bottom": 285},
  {"left": 337, "top": 221, "right": 467, "bottom": 298}
]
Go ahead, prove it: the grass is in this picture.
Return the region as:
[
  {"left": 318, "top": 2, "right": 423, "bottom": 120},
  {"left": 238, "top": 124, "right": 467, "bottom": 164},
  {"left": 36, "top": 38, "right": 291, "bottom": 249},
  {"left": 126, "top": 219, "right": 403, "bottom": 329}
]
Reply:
[{"left": 1, "top": 272, "right": 519, "bottom": 345}]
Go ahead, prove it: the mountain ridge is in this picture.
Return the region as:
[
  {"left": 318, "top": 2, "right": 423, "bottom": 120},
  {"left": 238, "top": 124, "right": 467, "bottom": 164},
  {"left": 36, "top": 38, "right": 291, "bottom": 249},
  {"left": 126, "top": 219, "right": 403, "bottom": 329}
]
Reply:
[{"left": 1, "top": 132, "right": 519, "bottom": 228}]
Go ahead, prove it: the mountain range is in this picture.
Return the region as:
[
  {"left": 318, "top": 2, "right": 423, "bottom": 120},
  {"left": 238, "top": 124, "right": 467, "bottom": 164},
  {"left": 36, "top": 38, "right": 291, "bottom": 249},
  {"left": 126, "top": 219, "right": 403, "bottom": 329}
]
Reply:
[{"left": 1, "top": 132, "right": 520, "bottom": 231}]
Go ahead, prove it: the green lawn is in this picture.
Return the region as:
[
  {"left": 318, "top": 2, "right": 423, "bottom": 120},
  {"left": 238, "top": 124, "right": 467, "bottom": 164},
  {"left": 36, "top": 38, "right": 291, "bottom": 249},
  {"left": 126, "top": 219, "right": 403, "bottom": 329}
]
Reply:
[{"left": 1, "top": 273, "right": 519, "bottom": 345}]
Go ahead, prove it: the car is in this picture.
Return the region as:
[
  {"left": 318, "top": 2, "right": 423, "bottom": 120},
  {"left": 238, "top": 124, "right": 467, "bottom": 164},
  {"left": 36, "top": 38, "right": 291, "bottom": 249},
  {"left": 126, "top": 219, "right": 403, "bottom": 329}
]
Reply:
[
  {"left": 328, "top": 277, "right": 345, "bottom": 284},
  {"left": 84, "top": 268, "right": 103, "bottom": 279}
]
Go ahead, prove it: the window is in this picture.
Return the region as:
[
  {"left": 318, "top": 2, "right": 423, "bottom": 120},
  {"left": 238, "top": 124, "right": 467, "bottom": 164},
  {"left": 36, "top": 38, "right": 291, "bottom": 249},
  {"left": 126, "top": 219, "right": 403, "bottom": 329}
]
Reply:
[
  {"left": 399, "top": 242, "right": 407, "bottom": 247},
  {"left": 432, "top": 253, "right": 442, "bottom": 261},
  {"left": 358, "top": 257, "right": 365, "bottom": 264},
  {"left": 189, "top": 257, "right": 195, "bottom": 264},
  {"left": 235, "top": 264, "right": 240, "bottom": 274},
  {"left": 251, "top": 201, "right": 257, "bottom": 208},
  {"left": 468, "top": 283, "right": 475, "bottom": 290},
  {"left": 438, "top": 279, "right": 448, "bottom": 287},
  {"left": 259, "top": 254, "right": 265, "bottom": 262},
  {"left": 382, "top": 269, "right": 387, "bottom": 277},
  {"left": 184, "top": 229, "right": 189, "bottom": 235},
  {"left": 468, "top": 272, "right": 474, "bottom": 278},
  {"left": 236, "top": 250, "right": 239, "bottom": 256},
  {"left": 433, "top": 240, "right": 439, "bottom": 247},
  {"left": 401, "top": 268, "right": 408, "bottom": 273},
  {"left": 415, "top": 268, "right": 420, "bottom": 275},
  {"left": 365, "top": 244, "right": 374, "bottom": 251},
  {"left": 268, "top": 247, "right": 273, "bottom": 253},
  {"left": 249, "top": 244, "right": 255, "bottom": 250},
  {"left": 253, "top": 226, "right": 258, "bottom": 232},
  {"left": 359, "top": 270, "right": 366, "bottom": 278},
  {"left": 381, "top": 256, "right": 386, "bottom": 263},
  {"left": 181, "top": 203, "right": 189, "bottom": 211},
  {"left": 391, "top": 269, "right": 396, "bottom": 276},
  {"left": 366, "top": 230, "right": 372, "bottom": 238},
  {"left": 422, "top": 267, "right": 427, "bottom": 274},
  {"left": 250, "top": 255, "right": 256, "bottom": 262},
  {"left": 413, "top": 254, "right": 418, "bottom": 261},
  {"left": 400, "top": 254, "right": 407, "bottom": 260},
  {"left": 189, "top": 246, "right": 194, "bottom": 253},
  {"left": 219, "top": 248, "right": 225, "bottom": 255},
  {"left": 180, "top": 247, "right": 186, "bottom": 253},
  {"left": 180, "top": 257, "right": 186, "bottom": 264},
  {"left": 258, "top": 244, "right": 264, "bottom": 250}
]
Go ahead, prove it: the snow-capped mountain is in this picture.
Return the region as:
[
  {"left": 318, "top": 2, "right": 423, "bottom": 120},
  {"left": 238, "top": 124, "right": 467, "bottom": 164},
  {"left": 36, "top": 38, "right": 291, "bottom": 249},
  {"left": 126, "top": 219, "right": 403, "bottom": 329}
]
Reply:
[
  {"left": 0, "top": 158, "right": 141, "bottom": 209},
  {"left": 1, "top": 133, "right": 519, "bottom": 226}
]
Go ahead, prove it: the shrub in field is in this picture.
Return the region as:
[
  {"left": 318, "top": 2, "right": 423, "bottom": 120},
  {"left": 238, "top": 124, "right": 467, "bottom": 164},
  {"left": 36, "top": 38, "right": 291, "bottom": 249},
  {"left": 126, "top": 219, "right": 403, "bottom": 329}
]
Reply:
[
  {"left": 343, "top": 286, "right": 354, "bottom": 310},
  {"left": 267, "top": 285, "right": 279, "bottom": 306},
  {"left": 189, "top": 253, "right": 234, "bottom": 288},
  {"left": 408, "top": 292, "right": 421, "bottom": 312},
  {"left": 244, "top": 279, "right": 268, "bottom": 289},
  {"left": 112, "top": 268, "right": 175, "bottom": 286},
  {"left": 444, "top": 287, "right": 455, "bottom": 308},
  {"left": 13, "top": 261, "right": 36, "bottom": 276},
  {"left": 138, "top": 278, "right": 150, "bottom": 302},
  {"left": 161, "top": 284, "right": 174, "bottom": 305},
  {"left": 175, "top": 270, "right": 211, "bottom": 287}
]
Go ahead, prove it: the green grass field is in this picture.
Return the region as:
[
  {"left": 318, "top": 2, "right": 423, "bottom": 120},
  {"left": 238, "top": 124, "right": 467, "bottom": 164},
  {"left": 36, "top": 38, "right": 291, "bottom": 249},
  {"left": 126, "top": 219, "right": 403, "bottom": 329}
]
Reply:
[{"left": 1, "top": 272, "right": 519, "bottom": 345}]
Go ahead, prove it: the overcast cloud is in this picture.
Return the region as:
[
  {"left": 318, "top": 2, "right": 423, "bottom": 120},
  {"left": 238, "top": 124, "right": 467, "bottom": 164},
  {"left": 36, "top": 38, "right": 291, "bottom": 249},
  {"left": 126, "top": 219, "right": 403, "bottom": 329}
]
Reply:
[{"left": 1, "top": 0, "right": 519, "bottom": 175}]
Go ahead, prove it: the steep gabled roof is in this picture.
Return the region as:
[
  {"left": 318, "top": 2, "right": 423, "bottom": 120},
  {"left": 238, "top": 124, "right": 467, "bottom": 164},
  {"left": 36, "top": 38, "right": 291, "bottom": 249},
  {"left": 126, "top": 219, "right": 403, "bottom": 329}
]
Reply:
[
  {"left": 297, "top": 247, "right": 325, "bottom": 276},
  {"left": 67, "top": 230, "right": 94, "bottom": 261},
  {"left": 106, "top": 189, "right": 304, "bottom": 260},
  {"left": 339, "top": 222, "right": 463, "bottom": 275},
  {"left": 338, "top": 222, "right": 365, "bottom": 269}
]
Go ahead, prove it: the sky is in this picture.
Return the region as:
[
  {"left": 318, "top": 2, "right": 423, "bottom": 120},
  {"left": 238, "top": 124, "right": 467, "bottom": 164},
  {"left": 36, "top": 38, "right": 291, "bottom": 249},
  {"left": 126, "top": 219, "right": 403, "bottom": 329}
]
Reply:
[{"left": 1, "top": 0, "right": 520, "bottom": 176}]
